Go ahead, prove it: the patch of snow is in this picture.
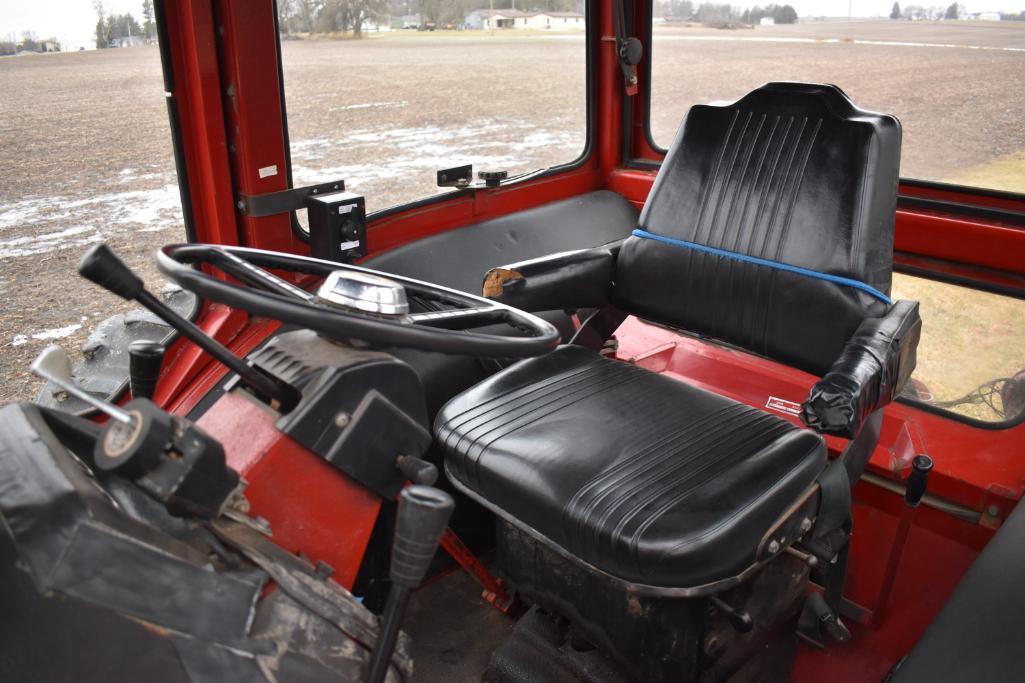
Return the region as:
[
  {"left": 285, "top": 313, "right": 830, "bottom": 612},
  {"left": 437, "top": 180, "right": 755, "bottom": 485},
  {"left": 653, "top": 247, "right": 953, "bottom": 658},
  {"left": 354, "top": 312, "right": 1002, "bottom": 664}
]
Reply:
[
  {"left": 32, "top": 324, "right": 82, "bottom": 341},
  {"left": 0, "top": 183, "right": 183, "bottom": 259},
  {"left": 11, "top": 335, "right": 28, "bottom": 347},
  {"left": 330, "top": 101, "right": 409, "bottom": 112}
]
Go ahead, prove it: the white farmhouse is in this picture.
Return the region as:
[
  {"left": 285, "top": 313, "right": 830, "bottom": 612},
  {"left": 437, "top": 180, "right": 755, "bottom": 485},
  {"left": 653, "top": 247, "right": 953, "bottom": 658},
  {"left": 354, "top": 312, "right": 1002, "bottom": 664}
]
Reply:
[{"left": 464, "top": 9, "right": 585, "bottom": 30}]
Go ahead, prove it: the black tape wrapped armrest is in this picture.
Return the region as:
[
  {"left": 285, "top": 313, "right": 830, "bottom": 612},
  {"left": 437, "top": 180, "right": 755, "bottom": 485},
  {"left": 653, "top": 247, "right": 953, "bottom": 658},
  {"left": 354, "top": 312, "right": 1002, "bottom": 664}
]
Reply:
[
  {"left": 802, "top": 300, "right": 922, "bottom": 439},
  {"left": 481, "top": 241, "right": 621, "bottom": 312}
]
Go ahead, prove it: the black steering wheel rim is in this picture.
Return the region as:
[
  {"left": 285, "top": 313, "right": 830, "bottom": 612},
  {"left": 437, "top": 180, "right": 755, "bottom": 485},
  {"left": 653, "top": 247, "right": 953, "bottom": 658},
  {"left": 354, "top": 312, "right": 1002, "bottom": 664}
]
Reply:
[{"left": 156, "top": 244, "right": 560, "bottom": 358}]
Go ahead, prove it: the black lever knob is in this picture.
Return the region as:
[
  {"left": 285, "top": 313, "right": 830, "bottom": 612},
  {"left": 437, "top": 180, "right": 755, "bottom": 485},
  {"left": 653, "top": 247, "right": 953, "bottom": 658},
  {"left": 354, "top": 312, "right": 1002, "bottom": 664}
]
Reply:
[
  {"left": 390, "top": 485, "right": 454, "bottom": 588},
  {"left": 78, "top": 244, "right": 144, "bottom": 300},
  {"left": 905, "top": 454, "right": 933, "bottom": 507},
  {"left": 366, "top": 486, "right": 454, "bottom": 683},
  {"left": 129, "top": 340, "right": 165, "bottom": 400},
  {"left": 396, "top": 455, "right": 438, "bottom": 487}
]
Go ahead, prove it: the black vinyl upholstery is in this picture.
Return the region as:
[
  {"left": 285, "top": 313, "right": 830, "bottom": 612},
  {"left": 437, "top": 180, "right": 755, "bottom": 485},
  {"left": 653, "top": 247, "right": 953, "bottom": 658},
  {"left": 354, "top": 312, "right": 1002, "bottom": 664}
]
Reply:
[
  {"left": 616, "top": 82, "right": 901, "bottom": 376},
  {"left": 435, "top": 83, "right": 907, "bottom": 590},
  {"left": 437, "top": 346, "right": 825, "bottom": 588},
  {"left": 890, "top": 500, "right": 1025, "bottom": 683}
]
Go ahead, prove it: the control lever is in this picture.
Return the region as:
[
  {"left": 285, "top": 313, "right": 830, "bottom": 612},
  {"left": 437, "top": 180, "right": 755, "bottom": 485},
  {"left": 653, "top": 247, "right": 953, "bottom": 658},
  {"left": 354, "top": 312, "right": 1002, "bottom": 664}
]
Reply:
[
  {"left": 904, "top": 454, "right": 933, "bottom": 507},
  {"left": 78, "top": 244, "right": 299, "bottom": 411},
  {"left": 396, "top": 455, "right": 438, "bottom": 486},
  {"left": 129, "top": 340, "right": 165, "bottom": 400},
  {"left": 31, "top": 345, "right": 240, "bottom": 518},
  {"left": 32, "top": 345, "right": 133, "bottom": 424},
  {"left": 94, "top": 397, "right": 240, "bottom": 518},
  {"left": 872, "top": 453, "right": 934, "bottom": 627},
  {"left": 366, "top": 486, "right": 454, "bottom": 683},
  {"left": 710, "top": 596, "right": 754, "bottom": 633}
]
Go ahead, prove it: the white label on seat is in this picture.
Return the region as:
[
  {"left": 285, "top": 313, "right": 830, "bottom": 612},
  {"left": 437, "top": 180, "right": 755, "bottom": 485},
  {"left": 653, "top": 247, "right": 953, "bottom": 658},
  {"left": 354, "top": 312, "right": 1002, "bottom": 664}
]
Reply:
[{"left": 766, "top": 396, "right": 801, "bottom": 416}]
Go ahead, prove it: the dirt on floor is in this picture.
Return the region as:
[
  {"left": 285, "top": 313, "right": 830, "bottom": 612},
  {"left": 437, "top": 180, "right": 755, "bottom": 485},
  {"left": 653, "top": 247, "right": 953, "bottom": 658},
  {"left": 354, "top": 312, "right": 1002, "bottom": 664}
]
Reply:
[{"left": 1, "top": 21, "right": 1023, "bottom": 419}]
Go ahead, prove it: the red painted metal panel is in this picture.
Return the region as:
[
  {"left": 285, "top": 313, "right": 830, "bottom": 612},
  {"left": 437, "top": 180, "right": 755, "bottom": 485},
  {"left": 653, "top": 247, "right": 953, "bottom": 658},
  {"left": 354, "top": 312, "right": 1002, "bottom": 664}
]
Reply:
[
  {"left": 215, "top": 0, "right": 301, "bottom": 255},
  {"left": 197, "top": 390, "right": 381, "bottom": 589},
  {"left": 162, "top": 0, "right": 239, "bottom": 246},
  {"left": 895, "top": 209, "right": 1025, "bottom": 276}
]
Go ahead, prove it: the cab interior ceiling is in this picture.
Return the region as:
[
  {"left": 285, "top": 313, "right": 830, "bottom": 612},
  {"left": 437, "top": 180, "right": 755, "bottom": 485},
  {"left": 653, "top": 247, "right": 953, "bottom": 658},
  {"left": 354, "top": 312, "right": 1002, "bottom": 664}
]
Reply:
[{"left": 14, "top": 1, "right": 1025, "bottom": 683}]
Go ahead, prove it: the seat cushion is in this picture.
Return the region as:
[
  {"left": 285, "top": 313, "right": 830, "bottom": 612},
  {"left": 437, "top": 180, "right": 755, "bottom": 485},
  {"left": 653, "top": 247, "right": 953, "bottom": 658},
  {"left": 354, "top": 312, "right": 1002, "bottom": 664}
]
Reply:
[{"left": 435, "top": 345, "right": 826, "bottom": 588}]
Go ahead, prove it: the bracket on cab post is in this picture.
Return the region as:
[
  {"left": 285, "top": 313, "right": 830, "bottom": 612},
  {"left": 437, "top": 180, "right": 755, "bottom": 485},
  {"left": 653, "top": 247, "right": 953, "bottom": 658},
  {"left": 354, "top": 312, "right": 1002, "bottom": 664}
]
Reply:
[{"left": 238, "top": 179, "right": 367, "bottom": 264}]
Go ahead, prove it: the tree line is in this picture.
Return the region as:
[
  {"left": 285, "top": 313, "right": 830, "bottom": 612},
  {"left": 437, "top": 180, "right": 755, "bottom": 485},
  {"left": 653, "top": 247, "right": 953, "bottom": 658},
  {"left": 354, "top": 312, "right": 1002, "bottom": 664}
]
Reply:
[
  {"left": 92, "top": 1, "right": 156, "bottom": 49},
  {"left": 0, "top": 32, "right": 61, "bottom": 56},
  {"left": 890, "top": 2, "right": 1024, "bottom": 20},
  {"left": 655, "top": 2, "right": 798, "bottom": 26}
]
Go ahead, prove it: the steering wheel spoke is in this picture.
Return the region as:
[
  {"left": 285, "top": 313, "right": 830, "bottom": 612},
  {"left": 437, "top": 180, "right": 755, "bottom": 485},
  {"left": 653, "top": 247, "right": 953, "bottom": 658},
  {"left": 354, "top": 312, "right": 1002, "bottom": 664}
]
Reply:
[
  {"left": 207, "top": 247, "right": 315, "bottom": 302},
  {"left": 409, "top": 305, "right": 507, "bottom": 330}
]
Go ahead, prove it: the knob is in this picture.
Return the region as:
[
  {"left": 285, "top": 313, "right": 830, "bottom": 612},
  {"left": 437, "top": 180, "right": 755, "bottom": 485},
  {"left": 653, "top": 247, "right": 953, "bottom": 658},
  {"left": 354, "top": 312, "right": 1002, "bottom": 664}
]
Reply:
[
  {"left": 396, "top": 455, "right": 438, "bottom": 486},
  {"left": 366, "top": 486, "right": 454, "bottom": 683},
  {"left": 129, "top": 340, "right": 165, "bottom": 400},
  {"left": 478, "top": 170, "right": 508, "bottom": 188},
  {"left": 390, "top": 485, "right": 454, "bottom": 588},
  {"left": 905, "top": 454, "right": 933, "bottom": 507},
  {"left": 78, "top": 244, "right": 144, "bottom": 300}
]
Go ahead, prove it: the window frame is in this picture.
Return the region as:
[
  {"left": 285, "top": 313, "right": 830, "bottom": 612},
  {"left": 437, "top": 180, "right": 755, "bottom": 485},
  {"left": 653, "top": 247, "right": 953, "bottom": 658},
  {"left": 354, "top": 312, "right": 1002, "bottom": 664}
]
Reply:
[{"left": 273, "top": 0, "right": 598, "bottom": 241}]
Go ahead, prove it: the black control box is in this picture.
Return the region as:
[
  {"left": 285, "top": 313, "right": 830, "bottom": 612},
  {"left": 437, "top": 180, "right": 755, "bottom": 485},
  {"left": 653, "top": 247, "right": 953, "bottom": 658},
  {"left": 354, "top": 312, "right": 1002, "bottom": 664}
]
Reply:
[{"left": 306, "top": 190, "right": 367, "bottom": 263}]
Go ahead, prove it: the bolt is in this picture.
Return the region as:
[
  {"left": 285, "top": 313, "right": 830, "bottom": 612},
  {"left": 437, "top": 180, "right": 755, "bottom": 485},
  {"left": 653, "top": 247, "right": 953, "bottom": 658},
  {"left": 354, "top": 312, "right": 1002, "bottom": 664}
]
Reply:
[
  {"left": 335, "top": 412, "right": 351, "bottom": 428},
  {"left": 768, "top": 540, "right": 781, "bottom": 554},
  {"left": 987, "top": 504, "right": 1001, "bottom": 518},
  {"left": 703, "top": 634, "right": 723, "bottom": 658},
  {"left": 800, "top": 518, "right": 813, "bottom": 533}
]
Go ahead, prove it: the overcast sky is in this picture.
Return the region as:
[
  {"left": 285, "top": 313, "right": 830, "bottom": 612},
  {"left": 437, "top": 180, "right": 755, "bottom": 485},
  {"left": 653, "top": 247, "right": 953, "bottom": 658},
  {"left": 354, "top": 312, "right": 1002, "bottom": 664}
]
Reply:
[{"left": 1, "top": 0, "right": 1024, "bottom": 51}]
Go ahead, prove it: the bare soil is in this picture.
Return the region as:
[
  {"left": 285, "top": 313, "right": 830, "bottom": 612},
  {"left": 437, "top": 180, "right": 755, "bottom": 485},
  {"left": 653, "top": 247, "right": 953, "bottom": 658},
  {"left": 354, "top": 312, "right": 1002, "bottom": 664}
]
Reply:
[{"left": 0, "top": 22, "right": 1022, "bottom": 418}]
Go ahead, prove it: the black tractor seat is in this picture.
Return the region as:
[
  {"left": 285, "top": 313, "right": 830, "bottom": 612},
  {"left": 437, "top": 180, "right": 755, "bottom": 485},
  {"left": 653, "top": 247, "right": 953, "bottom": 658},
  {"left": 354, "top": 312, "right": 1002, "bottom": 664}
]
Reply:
[{"left": 436, "top": 345, "right": 826, "bottom": 590}]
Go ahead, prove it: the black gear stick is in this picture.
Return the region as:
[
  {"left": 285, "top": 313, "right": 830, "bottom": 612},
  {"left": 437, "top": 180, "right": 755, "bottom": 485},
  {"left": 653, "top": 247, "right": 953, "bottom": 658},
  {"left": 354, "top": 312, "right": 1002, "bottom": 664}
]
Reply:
[{"left": 366, "top": 485, "right": 454, "bottom": 683}]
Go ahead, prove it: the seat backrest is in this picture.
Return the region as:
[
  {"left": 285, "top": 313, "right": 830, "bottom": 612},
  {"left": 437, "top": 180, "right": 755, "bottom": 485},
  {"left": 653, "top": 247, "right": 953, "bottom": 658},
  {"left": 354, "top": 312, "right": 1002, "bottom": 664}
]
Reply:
[{"left": 615, "top": 82, "right": 901, "bottom": 376}]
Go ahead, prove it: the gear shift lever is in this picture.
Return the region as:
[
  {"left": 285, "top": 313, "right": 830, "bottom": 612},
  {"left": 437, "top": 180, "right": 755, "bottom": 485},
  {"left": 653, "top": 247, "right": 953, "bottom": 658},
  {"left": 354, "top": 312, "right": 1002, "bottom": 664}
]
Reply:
[
  {"left": 366, "top": 485, "right": 454, "bottom": 683},
  {"left": 78, "top": 244, "right": 299, "bottom": 411}
]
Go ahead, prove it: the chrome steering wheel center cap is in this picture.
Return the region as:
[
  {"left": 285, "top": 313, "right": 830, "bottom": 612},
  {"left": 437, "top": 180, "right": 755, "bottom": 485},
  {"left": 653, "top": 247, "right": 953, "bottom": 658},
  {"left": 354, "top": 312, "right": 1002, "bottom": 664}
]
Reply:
[{"left": 316, "top": 270, "right": 410, "bottom": 317}]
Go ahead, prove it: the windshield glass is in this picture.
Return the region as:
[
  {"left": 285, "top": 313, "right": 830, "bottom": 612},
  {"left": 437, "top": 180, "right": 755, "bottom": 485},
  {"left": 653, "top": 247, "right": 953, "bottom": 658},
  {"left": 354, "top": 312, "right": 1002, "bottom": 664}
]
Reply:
[
  {"left": 279, "top": 3, "right": 589, "bottom": 214},
  {"left": 648, "top": 5, "right": 1025, "bottom": 194}
]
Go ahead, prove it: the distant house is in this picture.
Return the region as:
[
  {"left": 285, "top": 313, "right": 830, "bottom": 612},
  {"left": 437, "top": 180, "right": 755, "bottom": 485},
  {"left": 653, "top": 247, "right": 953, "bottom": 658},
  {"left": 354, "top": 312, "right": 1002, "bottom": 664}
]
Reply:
[
  {"left": 759, "top": 17, "right": 775, "bottom": 25},
  {"left": 464, "top": 9, "right": 585, "bottom": 30}
]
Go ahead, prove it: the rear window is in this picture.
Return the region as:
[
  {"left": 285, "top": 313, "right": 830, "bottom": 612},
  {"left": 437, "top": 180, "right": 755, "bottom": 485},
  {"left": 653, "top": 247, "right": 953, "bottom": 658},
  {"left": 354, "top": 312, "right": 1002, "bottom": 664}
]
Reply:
[
  {"left": 278, "top": 8, "right": 589, "bottom": 214},
  {"left": 648, "top": 12, "right": 1025, "bottom": 195},
  {"left": 892, "top": 273, "right": 1025, "bottom": 424}
]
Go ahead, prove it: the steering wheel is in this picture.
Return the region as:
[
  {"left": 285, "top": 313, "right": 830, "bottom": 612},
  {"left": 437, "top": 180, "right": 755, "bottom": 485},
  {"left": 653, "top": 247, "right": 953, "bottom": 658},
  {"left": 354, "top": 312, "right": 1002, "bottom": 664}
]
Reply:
[{"left": 155, "top": 244, "right": 560, "bottom": 358}]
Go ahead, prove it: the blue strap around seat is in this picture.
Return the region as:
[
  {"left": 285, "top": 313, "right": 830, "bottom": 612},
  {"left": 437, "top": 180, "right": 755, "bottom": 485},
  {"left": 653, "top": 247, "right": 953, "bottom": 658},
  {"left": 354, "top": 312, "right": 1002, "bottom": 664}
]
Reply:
[{"left": 631, "top": 229, "right": 892, "bottom": 305}]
